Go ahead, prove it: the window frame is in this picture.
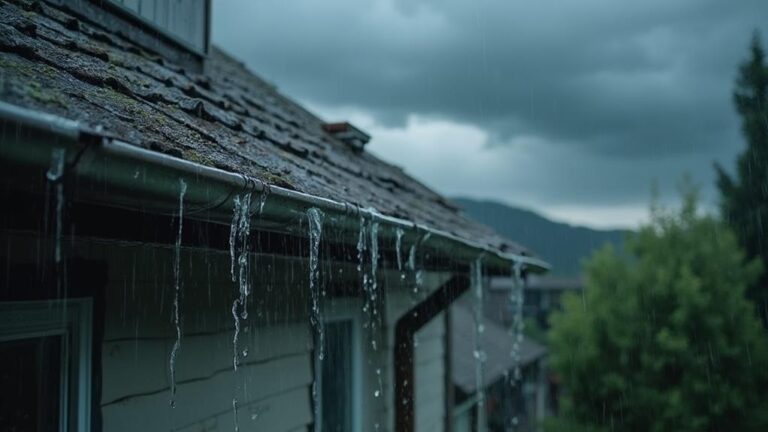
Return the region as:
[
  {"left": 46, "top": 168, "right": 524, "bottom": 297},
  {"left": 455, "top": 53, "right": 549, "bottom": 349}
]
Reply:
[
  {"left": 0, "top": 299, "right": 93, "bottom": 432},
  {"left": 315, "top": 300, "right": 363, "bottom": 432}
]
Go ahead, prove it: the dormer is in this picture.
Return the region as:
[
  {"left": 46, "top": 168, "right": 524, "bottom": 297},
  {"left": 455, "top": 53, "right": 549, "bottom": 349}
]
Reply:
[{"left": 47, "top": 0, "right": 210, "bottom": 71}]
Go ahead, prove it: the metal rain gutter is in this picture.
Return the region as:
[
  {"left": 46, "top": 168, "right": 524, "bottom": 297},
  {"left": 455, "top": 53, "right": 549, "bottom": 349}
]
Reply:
[{"left": 0, "top": 101, "right": 550, "bottom": 273}]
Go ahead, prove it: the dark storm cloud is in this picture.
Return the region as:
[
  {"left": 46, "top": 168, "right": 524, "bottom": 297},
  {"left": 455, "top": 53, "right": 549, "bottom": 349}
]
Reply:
[{"left": 212, "top": 0, "right": 768, "bottom": 225}]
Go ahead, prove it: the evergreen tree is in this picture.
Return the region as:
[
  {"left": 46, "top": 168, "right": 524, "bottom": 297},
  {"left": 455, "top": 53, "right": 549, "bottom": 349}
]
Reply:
[
  {"left": 716, "top": 33, "right": 768, "bottom": 326},
  {"left": 546, "top": 191, "right": 768, "bottom": 432}
]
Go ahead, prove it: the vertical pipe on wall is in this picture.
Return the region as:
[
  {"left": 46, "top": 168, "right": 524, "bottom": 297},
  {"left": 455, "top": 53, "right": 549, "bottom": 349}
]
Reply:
[{"left": 394, "top": 274, "right": 470, "bottom": 432}]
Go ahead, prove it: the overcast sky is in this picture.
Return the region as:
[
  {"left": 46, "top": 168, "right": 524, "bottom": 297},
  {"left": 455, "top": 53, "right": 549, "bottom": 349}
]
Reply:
[{"left": 213, "top": 0, "right": 768, "bottom": 229}]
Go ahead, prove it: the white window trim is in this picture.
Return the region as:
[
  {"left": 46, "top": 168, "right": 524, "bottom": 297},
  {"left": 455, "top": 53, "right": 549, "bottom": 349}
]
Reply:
[
  {"left": 315, "top": 298, "right": 363, "bottom": 432},
  {"left": 0, "top": 299, "right": 92, "bottom": 432}
]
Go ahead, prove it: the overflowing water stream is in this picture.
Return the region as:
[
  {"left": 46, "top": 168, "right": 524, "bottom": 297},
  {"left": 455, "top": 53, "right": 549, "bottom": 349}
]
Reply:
[
  {"left": 229, "top": 193, "right": 255, "bottom": 432},
  {"left": 230, "top": 193, "right": 254, "bottom": 371},
  {"left": 307, "top": 207, "right": 325, "bottom": 431},
  {"left": 307, "top": 207, "right": 325, "bottom": 360},
  {"left": 169, "top": 178, "right": 187, "bottom": 408},
  {"left": 46, "top": 148, "right": 66, "bottom": 266}
]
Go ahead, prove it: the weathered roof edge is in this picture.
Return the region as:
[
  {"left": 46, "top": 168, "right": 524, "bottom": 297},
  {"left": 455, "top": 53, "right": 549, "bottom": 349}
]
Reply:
[{"left": 0, "top": 101, "right": 550, "bottom": 273}]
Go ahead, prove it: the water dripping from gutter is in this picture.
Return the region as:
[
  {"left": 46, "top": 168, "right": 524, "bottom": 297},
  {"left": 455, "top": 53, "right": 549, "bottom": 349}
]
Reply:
[
  {"left": 307, "top": 207, "right": 324, "bottom": 432},
  {"left": 407, "top": 242, "right": 418, "bottom": 295},
  {"left": 357, "top": 216, "right": 367, "bottom": 273},
  {"left": 357, "top": 215, "right": 383, "bottom": 431},
  {"left": 46, "top": 148, "right": 68, "bottom": 330},
  {"left": 308, "top": 207, "right": 325, "bottom": 359},
  {"left": 46, "top": 148, "right": 66, "bottom": 266},
  {"left": 369, "top": 221, "right": 383, "bottom": 401},
  {"left": 509, "top": 261, "right": 526, "bottom": 429},
  {"left": 230, "top": 193, "right": 253, "bottom": 372},
  {"left": 169, "top": 178, "right": 187, "bottom": 408},
  {"left": 229, "top": 192, "right": 254, "bottom": 432},
  {"left": 407, "top": 233, "right": 431, "bottom": 330},
  {"left": 370, "top": 220, "right": 380, "bottom": 341},
  {"left": 395, "top": 227, "right": 404, "bottom": 272},
  {"left": 472, "top": 257, "right": 487, "bottom": 431}
]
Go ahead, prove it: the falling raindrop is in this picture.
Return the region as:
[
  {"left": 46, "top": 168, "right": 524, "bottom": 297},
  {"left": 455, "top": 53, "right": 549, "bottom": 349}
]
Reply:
[
  {"left": 375, "top": 367, "right": 383, "bottom": 399},
  {"left": 407, "top": 233, "right": 431, "bottom": 299},
  {"left": 232, "top": 398, "right": 240, "bottom": 432},
  {"left": 357, "top": 215, "right": 386, "bottom": 413},
  {"left": 359, "top": 216, "right": 382, "bottom": 352},
  {"left": 370, "top": 221, "right": 380, "bottom": 319},
  {"left": 407, "top": 243, "right": 418, "bottom": 299},
  {"left": 357, "top": 216, "right": 367, "bottom": 272}
]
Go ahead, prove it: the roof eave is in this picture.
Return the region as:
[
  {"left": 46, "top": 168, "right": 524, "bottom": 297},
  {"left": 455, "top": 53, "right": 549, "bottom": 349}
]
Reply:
[{"left": 0, "top": 101, "right": 550, "bottom": 274}]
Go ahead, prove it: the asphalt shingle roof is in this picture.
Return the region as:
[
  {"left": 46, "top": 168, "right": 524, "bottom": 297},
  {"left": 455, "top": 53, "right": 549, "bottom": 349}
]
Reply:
[{"left": 0, "top": 0, "right": 535, "bottom": 257}]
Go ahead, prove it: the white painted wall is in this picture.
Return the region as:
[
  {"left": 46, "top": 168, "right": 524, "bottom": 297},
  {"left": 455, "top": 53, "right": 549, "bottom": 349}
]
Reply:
[{"left": 4, "top": 233, "right": 454, "bottom": 432}]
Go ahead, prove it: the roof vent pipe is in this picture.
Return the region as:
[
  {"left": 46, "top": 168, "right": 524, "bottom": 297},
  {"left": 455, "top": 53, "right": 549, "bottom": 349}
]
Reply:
[{"left": 322, "top": 122, "right": 370, "bottom": 152}]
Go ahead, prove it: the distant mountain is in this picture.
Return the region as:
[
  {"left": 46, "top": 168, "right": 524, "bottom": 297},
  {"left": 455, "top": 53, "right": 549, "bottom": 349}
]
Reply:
[{"left": 453, "top": 197, "right": 629, "bottom": 277}]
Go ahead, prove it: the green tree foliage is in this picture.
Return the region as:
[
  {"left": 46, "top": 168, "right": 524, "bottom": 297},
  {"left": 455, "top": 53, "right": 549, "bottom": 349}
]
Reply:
[
  {"left": 716, "top": 33, "right": 768, "bottom": 325},
  {"left": 547, "top": 192, "right": 768, "bottom": 432}
]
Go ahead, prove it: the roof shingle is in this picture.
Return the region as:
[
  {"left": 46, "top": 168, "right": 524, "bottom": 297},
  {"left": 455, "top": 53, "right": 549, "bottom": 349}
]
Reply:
[{"left": 0, "top": 0, "right": 534, "bottom": 257}]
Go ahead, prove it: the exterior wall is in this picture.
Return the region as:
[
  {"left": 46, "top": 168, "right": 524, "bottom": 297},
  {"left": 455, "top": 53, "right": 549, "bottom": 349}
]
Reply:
[
  {"left": 91, "top": 244, "right": 313, "bottom": 432},
  {"left": 97, "top": 245, "right": 314, "bottom": 432},
  {"left": 2, "top": 232, "right": 314, "bottom": 432},
  {"left": 380, "top": 272, "right": 452, "bottom": 432},
  {"left": 2, "top": 230, "right": 455, "bottom": 432},
  {"left": 414, "top": 317, "right": 446, "bottom": 432}
]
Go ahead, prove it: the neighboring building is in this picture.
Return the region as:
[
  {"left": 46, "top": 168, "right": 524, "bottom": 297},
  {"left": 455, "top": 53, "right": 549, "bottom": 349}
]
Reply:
[
  {"left": 480, "top": 275, "right": 583, "bottom": 427},
  {"left": 489, "top": 276, "right": 582, "bottom": 330},
  {"left": 450, "top": 302, "right": 547, "bottom": 432},
  {"left": 0, "top": 1, "right": 548, "bottom": 432}
]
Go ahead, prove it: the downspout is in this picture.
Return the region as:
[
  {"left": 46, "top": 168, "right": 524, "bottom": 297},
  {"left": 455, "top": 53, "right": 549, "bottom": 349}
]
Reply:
[
  {"left": 394, "top": 274, "right": 471, "bottom": 432},
  {"left": 443, "top": 308, "right": 454, "bottom": 432}
]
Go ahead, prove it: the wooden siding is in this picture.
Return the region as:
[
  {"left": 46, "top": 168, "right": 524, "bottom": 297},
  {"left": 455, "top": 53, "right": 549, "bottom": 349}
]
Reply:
[
  {"left": 79, "top": 240, "right": 315, "bottom": 432},
  {"left": 3, "top": 232, "right": 453, "bottom": 432}
]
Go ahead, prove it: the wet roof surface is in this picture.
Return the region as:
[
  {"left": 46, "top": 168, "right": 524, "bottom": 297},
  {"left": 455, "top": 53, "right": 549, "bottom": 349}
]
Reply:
[{"left": 0, "top": 0, "right": 535, "bottom": 257}]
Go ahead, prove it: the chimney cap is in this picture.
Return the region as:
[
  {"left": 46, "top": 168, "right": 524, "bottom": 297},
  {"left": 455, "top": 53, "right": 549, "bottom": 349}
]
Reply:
[{"left": 323, "top": 122, "right": 371, "bottom": 152}]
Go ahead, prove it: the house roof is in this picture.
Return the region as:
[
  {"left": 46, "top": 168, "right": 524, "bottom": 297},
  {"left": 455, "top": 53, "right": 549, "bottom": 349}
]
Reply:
[
  {"left": 0, "top": 0, "right": 538, "bottom": 260},
  {"left": 489, "top": 276, "right": 583, "bottom": 292},
  {"left": 451, "top": 303, "right": 546, "bottom": 394}
]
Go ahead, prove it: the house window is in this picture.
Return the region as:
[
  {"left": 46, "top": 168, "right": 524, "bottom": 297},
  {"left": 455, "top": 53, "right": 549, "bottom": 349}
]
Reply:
[
  {"left": 0, "top": 299, "right": 92, "bottom": 432},
  {"left": 318, "top": 316, "right": 361, "bottom": 432},
  {"left": 106, "top": 0, "right": 209, "bottom": 54},
  {"left": 49, "top": 0, "right": 210, "bottom": 69}
]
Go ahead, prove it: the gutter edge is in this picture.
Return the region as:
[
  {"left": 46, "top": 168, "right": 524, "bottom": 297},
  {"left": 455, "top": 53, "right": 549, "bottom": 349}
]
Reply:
[{"left": 0, "top": 101, "right": 550, "bottom": 273}]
